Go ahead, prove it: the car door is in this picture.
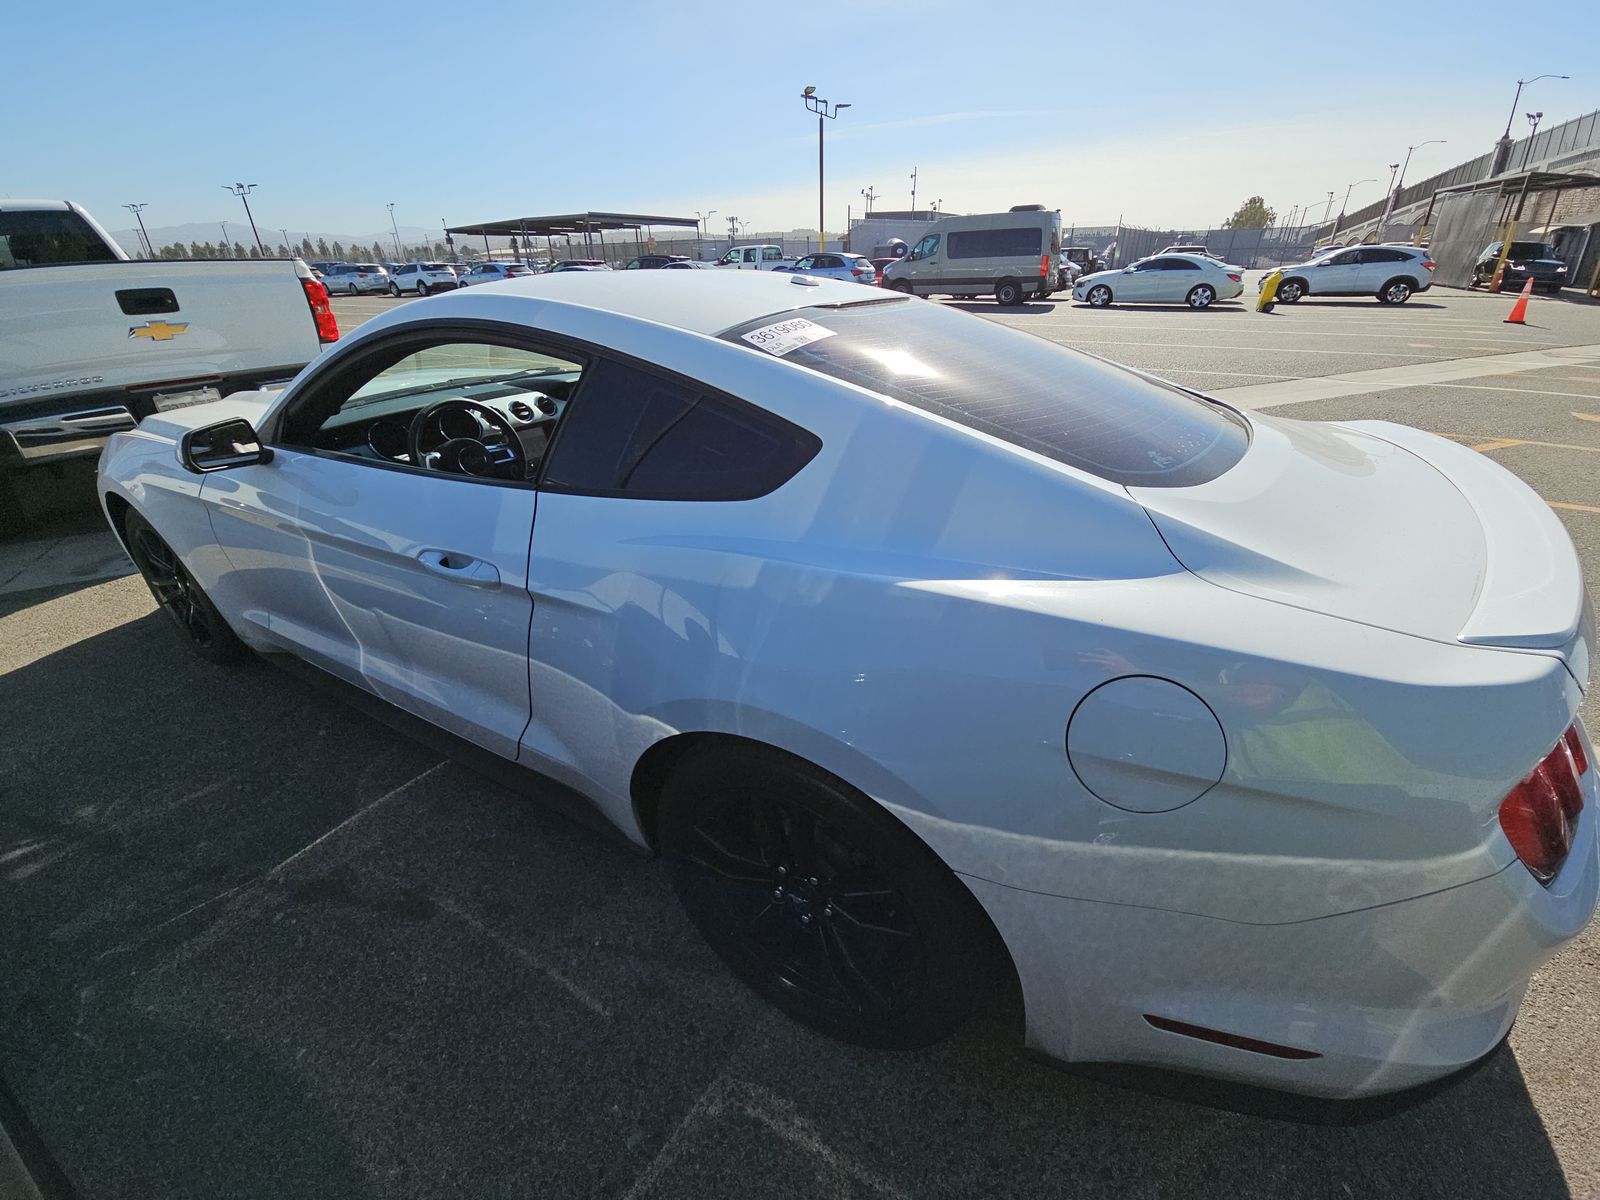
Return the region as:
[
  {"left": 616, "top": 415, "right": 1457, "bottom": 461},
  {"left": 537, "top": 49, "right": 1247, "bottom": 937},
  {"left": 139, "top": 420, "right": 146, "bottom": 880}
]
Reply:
[
  {"left": 1357, "top": 247, "right": 1410, "bottom": 291},
  {"left": 1310, "top": 249, "right": 1362, "bottom": 294},
  {"left": 1117, "top": 258, "right": 1161, "bottom": 300},
  {"left": 200, "top": 329, "right": 578, "bottom": 759},
  {"left": 515, "top": 354, "right": 823, "bottom": 801},
  {"left": 1152, "top": 256, "right": 1202, "bottom": 301}
]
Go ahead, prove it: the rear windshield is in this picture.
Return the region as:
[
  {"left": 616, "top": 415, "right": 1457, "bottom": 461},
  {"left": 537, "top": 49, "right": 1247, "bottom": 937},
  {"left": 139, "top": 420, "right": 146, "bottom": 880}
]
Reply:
[
  {"left": 0, "top": 209, "right": 118, "bottom": 269},
  {"left": 424, "top": 263, "right": 452, "bottom": 271},
  {"left": 506, "top": 265, "right": 533, "bottom": 275},
  {"left": 356, "top": 264, "right": 381, "bottom": 271},
  {"left": 1508, "top": 242, "right": 1554, "bottom": 259},
  {"left": 720, "top": 299, "right": 1248, "bottom": 487}
]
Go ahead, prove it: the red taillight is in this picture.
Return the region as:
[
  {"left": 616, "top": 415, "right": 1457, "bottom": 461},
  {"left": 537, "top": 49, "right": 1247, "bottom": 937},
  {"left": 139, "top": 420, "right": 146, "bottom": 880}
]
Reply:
[
  {"left": 300, "top": 277, "right": 340, "bottom": 343},
  {"left": 852, "top": 267, "right": 868, "bottom": 278},
  {"left": 1422, "top": 259, "right": 1436, "bottom": 271},
  {"left": 1227, "top": 272, "right": 1242, "bottom": 282},
  {"left": 1040, "top": 254, "right": 1050, "bottom": 277},
  {"left": 1499, "top": 724, "right": 1587, "bottom": 885}
]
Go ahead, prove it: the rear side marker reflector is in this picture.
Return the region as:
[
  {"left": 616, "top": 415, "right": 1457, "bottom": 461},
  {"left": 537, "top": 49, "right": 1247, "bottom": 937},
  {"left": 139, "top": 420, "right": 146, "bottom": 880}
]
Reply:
[{"left": 1144, "top": 1014, "right": 1322, "bottom": 1060}]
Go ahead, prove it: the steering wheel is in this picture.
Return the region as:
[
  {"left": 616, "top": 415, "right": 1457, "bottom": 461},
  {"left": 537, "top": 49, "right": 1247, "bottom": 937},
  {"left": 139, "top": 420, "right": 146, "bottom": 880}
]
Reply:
[{"left": 407, "top": 398, "right": 528, "bottom": 479}]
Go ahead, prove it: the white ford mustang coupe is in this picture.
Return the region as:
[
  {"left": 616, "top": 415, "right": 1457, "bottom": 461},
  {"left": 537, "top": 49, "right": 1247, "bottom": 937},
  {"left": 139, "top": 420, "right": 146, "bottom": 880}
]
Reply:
[{"left": 99, "top": 271, "right": 1595, "bottom": 1100}]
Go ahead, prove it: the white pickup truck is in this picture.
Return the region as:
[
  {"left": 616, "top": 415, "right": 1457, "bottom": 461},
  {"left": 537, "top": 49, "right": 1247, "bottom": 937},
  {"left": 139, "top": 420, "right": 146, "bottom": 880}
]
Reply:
[
  {"left": 708, "top": 244, "right": 798, "bottom": 270},
  {"left": 1, "top": 200, "right": 338, "bottom": 523}
]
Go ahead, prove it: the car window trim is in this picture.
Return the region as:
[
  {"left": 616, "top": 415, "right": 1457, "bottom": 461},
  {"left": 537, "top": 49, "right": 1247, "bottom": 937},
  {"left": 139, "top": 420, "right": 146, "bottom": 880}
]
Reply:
[{"left": 267, "top": 316, "right": 821, "bottom": 502}]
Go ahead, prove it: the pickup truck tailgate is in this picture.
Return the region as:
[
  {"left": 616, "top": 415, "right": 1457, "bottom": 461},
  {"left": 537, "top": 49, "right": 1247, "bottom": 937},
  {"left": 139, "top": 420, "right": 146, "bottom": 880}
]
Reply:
[{"left": 0, "top": 259, "right": 321, "bottom": 462}]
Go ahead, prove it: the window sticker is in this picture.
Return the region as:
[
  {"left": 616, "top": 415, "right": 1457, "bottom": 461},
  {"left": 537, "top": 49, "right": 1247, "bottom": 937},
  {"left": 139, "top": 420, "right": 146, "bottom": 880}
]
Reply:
[{"left": 740, "top": 317, "right": 837, "bottom": 357}]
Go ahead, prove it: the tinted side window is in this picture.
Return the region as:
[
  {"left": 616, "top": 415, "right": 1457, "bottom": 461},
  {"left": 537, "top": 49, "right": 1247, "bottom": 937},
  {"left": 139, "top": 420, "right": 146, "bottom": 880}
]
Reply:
[
  {"left": 1364, "top": 248, "right": 1410, "bottom": 263},
  {"left": 542, "top": 359, "right": 820, "bottom": 500},
  {"left": 0, "top": 210, "right": 118, "bottom": 269},
  {"left": 947, "top": 226, "right": 1043, "bottom": 260}
]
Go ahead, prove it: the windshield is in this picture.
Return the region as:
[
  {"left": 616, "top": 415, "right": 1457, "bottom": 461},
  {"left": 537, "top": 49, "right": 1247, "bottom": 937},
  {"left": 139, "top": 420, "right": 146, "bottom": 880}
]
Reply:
[
  {"left": 719, "top": 299, "right": 1248, "bottom": 487},
  {"left": 1508, "top": 242, "right": 1555, "bottom": 259}
]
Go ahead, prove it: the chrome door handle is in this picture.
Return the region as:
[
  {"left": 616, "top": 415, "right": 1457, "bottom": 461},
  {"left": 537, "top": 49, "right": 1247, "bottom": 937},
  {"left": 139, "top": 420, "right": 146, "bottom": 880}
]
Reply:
[{"left": 416, "top": 549, "right": 500, "bottom": 587}]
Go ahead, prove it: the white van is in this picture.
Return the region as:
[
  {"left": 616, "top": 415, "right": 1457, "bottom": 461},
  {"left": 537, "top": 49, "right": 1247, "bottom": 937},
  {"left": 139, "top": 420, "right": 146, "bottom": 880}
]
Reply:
[{"left": 881, "top": 208, "right": 1061, "bottom": 305}]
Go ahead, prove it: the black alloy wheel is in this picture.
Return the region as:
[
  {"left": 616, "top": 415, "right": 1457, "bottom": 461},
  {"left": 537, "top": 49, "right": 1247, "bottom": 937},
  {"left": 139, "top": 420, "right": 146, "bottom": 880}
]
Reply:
[
  {"left": 1276, "top": 279, "right": 1305, "bottom": 303},
  {"left": 995, "top": 279, "right": 1023, "bottom": 306},
  {"left": 1380, "top": 279, "right": 1413, "bottom": 304},
  {"left": 660, "top": 746, "right": 991, "bottom": 1049},
  {"left": 125, "top": 511, "right": 245, "bottom": 664}
]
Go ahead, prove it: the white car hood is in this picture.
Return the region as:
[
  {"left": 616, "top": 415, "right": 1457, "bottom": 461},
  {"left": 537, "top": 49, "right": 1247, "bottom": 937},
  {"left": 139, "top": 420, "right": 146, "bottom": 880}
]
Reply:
[
  {"left": 136, "top": 388, "right": 280, "bottom": 443},
  {"left": 1134, "top": 414, "right": 1588, "bottom": 663}
]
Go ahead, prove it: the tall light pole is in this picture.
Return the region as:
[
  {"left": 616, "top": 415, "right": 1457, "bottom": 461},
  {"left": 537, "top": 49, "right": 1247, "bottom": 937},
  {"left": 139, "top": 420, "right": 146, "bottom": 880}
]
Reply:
[
  {"left": 1521, "top": 111, "right": 1545, "bottom": 170},
  {"left": 1329, "top": 178, "right": 1375, "bottom": 241},
  {"left": 1496, "top": 74, "right": 1567, "bottom": 171},
  {"left": 695, "top": 209, "right": 717, "bottom": 239},
  {"left": 122, "top": 203, "right": 152, "bottom": 257},
  {"left": 801, "top": 87, "right": 849, "bottom": 251},
  {"left": 1322, "top": 190, "right": 1336, "bottom": 227},
  {"left": 1377, "top": 142, "right": 1444, "bottom": 238},
  {"left": 223, "top": 183, "right": 265, "bottom": 255},
  {"left": 278, "top": 228, "right": 292, "bottom": 257},
  {"left": 218, "top": 221, "right": 230, "bottom": 253},
  {"left": 386, "top": 203, "right": 403, "bottom": 260},
  {"left": 910, "top": 166, "right": 918, "bottom": 213},
  {"left": 860, "top": 186, "right": 877, "bottom": 215}
]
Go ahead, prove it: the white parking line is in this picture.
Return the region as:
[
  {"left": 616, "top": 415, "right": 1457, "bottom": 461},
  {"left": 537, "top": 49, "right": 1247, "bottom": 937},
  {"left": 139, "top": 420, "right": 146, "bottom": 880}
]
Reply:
[{"left": 1213, "top": 343, "right": 1600, "bottom": 408}]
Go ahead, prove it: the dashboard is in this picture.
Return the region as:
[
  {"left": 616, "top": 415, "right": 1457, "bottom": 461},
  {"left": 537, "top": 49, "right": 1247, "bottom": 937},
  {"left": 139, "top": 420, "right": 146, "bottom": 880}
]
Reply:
[{"left": 312, "top": 371, "right": 580, "bottom": 479}]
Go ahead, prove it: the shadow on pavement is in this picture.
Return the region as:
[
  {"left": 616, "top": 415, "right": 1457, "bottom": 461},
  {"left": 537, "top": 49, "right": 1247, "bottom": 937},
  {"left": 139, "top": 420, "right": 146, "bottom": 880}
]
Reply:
[{"left": 0, "top": 612, "right": 1573, "bottom": 1199}]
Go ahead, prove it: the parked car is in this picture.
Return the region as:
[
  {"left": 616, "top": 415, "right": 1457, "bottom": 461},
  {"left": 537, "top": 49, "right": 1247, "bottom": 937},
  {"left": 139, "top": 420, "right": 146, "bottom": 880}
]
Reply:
[
  {"left": 779, "top": 252, "right": 877, "bottom": 283},
  {"left": 1471, "top": 241, "right": 1568, "bottom": 292},
  {"left": 389, "top": 262, "right": 462, "bottom": 296},
  {"left": 98, "top": 270, "right": 1596, "bottom": 1101},
  {"left": 882, "top": 209, "right": 1061, "bottom": 305},
  {"left": 323, "top": 262, "right": 391, "bottom": 295},
  {"left": 624, "top": 254, "right": 692, "bottom": 270},
  {"left": 0, "top": 200, "right": 337, "bottom": 529},
  {"left": 868, "top": 257, "right": 899, "bottom": 285},
  {"left": 549, "top": 260, "right": 612, "bottom": 273},
  {"left": 1160, "top": 244, "right": 1216, "bottom": 258},
  {"left": 1062, "top": 247, "right": 1105, "bottom": 277},
  {"left": 1057, "top": 258, "right": 1083, "bottom": 289},
  {"left": 661, "top": 260, "right": 708, "bottom": 270},
  {"left": 309, "top": 260, "right": 342, "bottom": 276},
  {"left": 1276, "top": 245, "right": 1435, "bottom": 305},
  {"left": 1073, "top": 253, "right": 1245, "bottom": 308},
  {"left": 710, "top": 244, "right": 797, "bottom": 271},
  {"left": 460, "top": 262, "right": 536, "bottom": 286}
]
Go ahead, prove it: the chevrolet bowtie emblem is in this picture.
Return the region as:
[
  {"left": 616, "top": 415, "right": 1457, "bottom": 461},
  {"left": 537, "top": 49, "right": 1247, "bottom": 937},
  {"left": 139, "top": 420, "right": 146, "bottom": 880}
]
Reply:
[{"left": 129, "top": 320, "right": 190, "bottom": 341}]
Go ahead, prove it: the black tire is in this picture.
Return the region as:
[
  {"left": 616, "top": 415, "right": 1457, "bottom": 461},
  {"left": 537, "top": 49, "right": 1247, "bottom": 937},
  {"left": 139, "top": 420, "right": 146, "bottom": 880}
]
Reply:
[
  {"left": 1085, "top": 284, "right": 1113, "bottom": 307},
  {"left": 125, "top": 510, "right": 246, "bottom": 664},
  {"left": 417, "top": 280, "right": 429, "bottom": 297},
  {"left": 389, "top": 283, "right": 401, "bottom": 297},
  {"left": 1543, "top": 283, "right": 1562, "bottom": 294},
  {"left": 1378, "top": 278, "right": 1413, "bottom": 304},
  {"left": 346, "top": 283, "right": 358, "bottom": 296},
  {"left": 994, "top": 279, "right": 1023, "bottom": 306},
  {"left": 659, "top": 744, "right": 992, "bottom": 1049},
  {"left": 1185, "top": 283, "right": 1216, "bottom": 309},
  {"left": 889, "top": 280, "right": 913, "bottom": 295},
  {"left": 1276, "top": 279, "right": 1305, "bottom": 303}
]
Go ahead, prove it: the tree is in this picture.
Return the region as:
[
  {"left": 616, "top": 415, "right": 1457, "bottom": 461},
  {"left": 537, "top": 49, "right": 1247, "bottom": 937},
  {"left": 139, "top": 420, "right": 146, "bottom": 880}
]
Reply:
[
  {"left": 233, "top": 241, "right": 248, "bottom": 259},
  {"left": 249, "top": 244, "right": 262, "bottom": 259},
  {"left": 1221, "top": 196, "right": 1275, "bottom": 230},
  {"left": 300, "top": 238, "right": 315, "bottom": 259},
  {"left": 370, "top": 241, "right": 384, "bottom": 262},
  {"left": 275, "top": 243, "right": 289, "bottom": 258},
  {"left": 331, "top": 241, "right": 345, "bottom": 259},
  {"left": 317, "top": 237, "right": 332, "bottom": 258}
]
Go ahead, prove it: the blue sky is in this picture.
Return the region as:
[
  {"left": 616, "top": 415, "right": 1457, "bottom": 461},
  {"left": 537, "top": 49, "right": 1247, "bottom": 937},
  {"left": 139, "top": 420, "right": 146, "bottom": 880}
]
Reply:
[{"left": 7, "top": 0, "right": 1597, "bottom": 243}]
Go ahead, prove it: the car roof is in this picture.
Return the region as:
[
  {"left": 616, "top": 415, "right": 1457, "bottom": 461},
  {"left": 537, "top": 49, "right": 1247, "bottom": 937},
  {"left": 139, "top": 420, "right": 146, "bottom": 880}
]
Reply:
[
  {"left": 0, "top": 199, "right": 74, "bottom": 212},
  {"left": 358, "top": 270, "right": 885, "bottom": 338}
]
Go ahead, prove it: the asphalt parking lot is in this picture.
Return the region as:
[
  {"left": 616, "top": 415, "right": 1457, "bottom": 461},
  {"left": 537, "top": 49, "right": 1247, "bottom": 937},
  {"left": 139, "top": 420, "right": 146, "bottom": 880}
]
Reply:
[{"left": 4, "top": 281, "right": 1600, "bottom": 1199}]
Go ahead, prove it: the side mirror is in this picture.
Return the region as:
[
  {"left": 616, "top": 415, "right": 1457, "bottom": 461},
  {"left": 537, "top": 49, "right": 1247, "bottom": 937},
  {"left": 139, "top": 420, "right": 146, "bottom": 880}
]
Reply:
[{"left": 180, "top": 417, "right": 272, "bottom": 474}]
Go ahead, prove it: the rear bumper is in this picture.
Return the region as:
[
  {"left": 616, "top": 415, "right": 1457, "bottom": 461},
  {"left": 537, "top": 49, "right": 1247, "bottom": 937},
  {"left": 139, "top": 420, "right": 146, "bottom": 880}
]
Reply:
[
  {"left": 0, "top": 364, "right": 304, "bottom": 468},
  {"left": 969, "top": 786, "right": 1597, "bottom": 1099}
]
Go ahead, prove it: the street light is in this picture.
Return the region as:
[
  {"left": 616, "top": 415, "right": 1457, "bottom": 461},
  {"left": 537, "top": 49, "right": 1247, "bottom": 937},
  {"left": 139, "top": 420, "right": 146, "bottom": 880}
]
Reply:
[
  {"left": 1501, "top": 75, "right": 1567, "bottom": 142},
  {"left": 122, "top": 203, "right": 152, "bottom": 257},
  {"left": 386, "top": 202, "right": 403, "bottom": 260},
  {"left": 801, "top": 87, "right": 849, "bottom": 251},
  {"left": 695, "top": 209, "right": 717, "bottom": 239},
  {"left": 1377, "top": 142, "right": 1445, "bottom": 238},
  {"left": 1329, "top": 178, "right": 1376, "bottom": 240},
  {"left": 223, "top": 183, "right": 265, "bottom": 255},
  {"left": 1521, "top": 112, "right": 1545, "bottom": 170}
]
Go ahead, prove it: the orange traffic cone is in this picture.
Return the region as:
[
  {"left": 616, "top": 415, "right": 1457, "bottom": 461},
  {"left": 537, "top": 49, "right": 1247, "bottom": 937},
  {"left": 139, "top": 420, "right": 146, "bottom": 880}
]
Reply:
[{"left": 1504, "top": 276, "right": 1534, "bottom": 324}]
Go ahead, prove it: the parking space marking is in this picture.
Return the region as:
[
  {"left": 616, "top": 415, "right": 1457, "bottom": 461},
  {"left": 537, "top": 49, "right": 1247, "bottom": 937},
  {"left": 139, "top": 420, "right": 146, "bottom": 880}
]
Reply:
[
  {"left": 1436, "top": 432, "right": 1600, "bottom": 455},
  {"left": 1550, "top": 502, "right": 1600, "bottom": 514},
  {"left": 1432, "top": 383, "right": 1600, "bottom": 401},
  {"left": 1215, "top": 342, "right": 1600, "bottom": 407},
  {"left": 1573, "top": 412, "right": 1600, "bottom": 423},
  {"left": 1466, "top": 437, "right": 1527, "bottom": 452},
  {"left": 621, "top": 1075, "right": 910, "bottom": 1200}
]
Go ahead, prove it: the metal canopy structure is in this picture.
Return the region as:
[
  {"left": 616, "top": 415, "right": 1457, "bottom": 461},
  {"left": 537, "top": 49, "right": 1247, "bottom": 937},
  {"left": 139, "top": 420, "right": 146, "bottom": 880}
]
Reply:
[
  {"left": 1430, "top": 169, "right": 1600, "bottom": 203},
  {"left": 445, "top": 211, "right": 700, "bottom": 238}
]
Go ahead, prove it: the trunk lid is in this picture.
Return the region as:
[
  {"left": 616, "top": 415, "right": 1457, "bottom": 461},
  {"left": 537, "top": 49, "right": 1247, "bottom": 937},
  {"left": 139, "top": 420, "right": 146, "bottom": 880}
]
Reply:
[{"left": 1130, "top": 414, "right": 1587, "bottom": 665}]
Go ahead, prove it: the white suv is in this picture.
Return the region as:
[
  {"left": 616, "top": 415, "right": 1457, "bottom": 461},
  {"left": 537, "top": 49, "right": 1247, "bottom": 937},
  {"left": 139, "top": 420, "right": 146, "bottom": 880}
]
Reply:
[
  {"left": 322, "top": 262, "right": 390, "bottom": 295},
  {"left": 1276, "top": 245, "right": 1435, "bottom": 305},
  {"left": 460, "top": 262, "right": 535, "bottom": 286},
  {"left": 388, "top": 262, "right": 460, "bottom": 296}
]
